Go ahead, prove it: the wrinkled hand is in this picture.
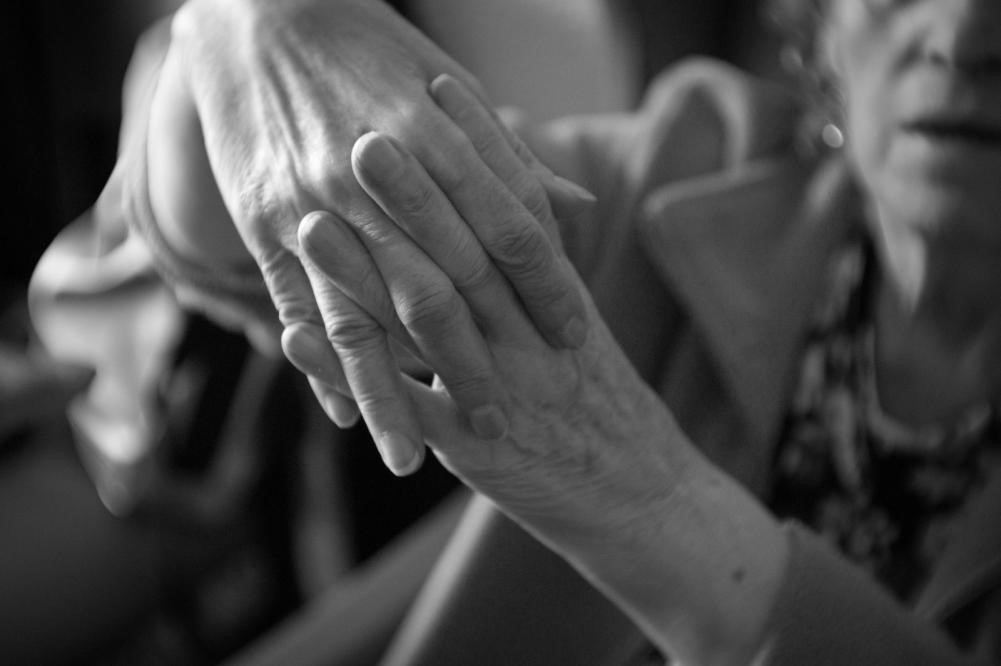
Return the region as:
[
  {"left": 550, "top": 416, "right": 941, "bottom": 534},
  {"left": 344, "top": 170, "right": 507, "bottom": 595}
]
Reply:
[
  {"left": 304, "top": 193, "right": 675, "bottom": 509},
  {"left": 146, "top": 0, "right": 594, "bottom": 432},
  {"left": 297, "top": 76, "right": 792, "bottom": 666},
  {"left": 297, "top": 73, "right": 681, "bottom": 501}
]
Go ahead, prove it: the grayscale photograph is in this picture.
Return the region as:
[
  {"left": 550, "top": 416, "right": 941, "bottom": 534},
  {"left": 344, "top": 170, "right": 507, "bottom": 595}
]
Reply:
[{"left": 3, "top": 1, "right": 999, "bottom": 664}]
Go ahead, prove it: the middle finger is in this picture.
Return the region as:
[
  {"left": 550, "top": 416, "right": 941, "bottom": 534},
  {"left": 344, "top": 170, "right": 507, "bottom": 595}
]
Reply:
[{"left": 300, "top": 210, "right": 510, "bottom": 441}]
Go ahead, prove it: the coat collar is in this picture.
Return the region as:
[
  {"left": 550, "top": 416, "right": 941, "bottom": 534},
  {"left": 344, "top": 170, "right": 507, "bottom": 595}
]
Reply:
[
  {"left": 636, "top": 153, "right": 1001, "bottom": 621},
  {"left": 637, "top": 155, "right": 857, "bottom": 482}
]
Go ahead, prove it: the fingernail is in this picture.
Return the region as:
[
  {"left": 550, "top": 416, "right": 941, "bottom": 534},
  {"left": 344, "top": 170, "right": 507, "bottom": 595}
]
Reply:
[
  {"left": 470, "top": 405, "right": 509, "bottom": 441},
  {"left": 357, "top": 133, "right": 404, "bottom": 179},
  {"left": 559, "top": 315, "right": 589, "bottom": 349},
  {"left": 377, "top": 431, "right": 423, "bottom": 476},
  {"left": 286, "top": 324, "right": 324, "bottom": 367},
  {"left": 428, "top": 73, "right": 460, "bottom": 101},
  {"left": 284, "top": 324, "right": 340, "bottom": 387},
  {"left": 552, "top": 175, "right": 597, "bottom": 203},
  {"left": 299, "top": 211, "right": 347, "bottom": 265},
  {"left": 325, "top": 395, "right": 359, "bottom": 428}
]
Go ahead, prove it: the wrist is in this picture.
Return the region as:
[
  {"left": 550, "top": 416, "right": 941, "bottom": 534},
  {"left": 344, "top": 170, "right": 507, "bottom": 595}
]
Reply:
[
  {"left": 557, "top": 444, "right": 788, "bottom": 664},
  {"left": 605, "top": 462, "right": 788, "bottom": 666},
  {"left": 517, "top": 337, "right": 788, "bottom": 665}
]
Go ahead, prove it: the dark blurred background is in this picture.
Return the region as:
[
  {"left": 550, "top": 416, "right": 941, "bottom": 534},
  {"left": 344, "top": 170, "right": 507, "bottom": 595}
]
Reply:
[{"left": 1, "top": 2, "right": 183, "bottom": 291}]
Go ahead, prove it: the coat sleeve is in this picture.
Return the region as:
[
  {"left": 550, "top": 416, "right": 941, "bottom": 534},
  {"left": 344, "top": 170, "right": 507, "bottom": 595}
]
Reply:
[
  {"left": 750, "top": 524, "right": 990, "bottom": 665},
  {"left": 27, "top": 19, "right": 271, "bottom": 513}
]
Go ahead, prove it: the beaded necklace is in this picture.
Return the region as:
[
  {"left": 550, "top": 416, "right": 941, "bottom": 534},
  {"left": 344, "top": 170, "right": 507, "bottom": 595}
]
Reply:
[{"left": 770, "top": 239, "right": 1001, "bottom": 601}]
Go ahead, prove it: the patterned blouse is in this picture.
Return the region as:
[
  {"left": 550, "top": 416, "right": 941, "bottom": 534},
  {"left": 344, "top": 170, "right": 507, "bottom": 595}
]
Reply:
[{"left": 769, "top": 238, "right": 1001, "bottom": 601}]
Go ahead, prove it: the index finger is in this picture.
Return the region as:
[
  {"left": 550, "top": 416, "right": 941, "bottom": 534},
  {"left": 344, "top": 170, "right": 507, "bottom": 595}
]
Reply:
[
  {"left": 434, "top": 76, "right": 597, "bottom": 234},
  {"left": 397, "top": 95, "right": 590, "bottom": 350}
]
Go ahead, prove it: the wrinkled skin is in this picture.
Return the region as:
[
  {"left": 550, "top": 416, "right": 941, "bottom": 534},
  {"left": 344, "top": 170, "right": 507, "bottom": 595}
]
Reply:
[
  {"left": 297, "top": 75, "right": 791, "bottom": 665},
  {"left": 146, "top": 0, "right": 593, "bottom": 453}
]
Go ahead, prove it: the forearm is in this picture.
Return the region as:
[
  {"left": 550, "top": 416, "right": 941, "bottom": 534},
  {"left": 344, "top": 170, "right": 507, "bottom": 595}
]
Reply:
[
  {"left": 488, "top": 342, "right": 788, "bottom": 666},
  {"left": 521, "top": 352, "right": 982, "bottom": 666},
  {"left": 579, "top": 455, "right": 788, "bottom": 666}
]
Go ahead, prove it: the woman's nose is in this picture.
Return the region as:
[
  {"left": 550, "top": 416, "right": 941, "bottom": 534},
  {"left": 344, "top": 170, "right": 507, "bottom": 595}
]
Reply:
[{"left": 924, "top": 0, "right": 1001, "bottom": 76}]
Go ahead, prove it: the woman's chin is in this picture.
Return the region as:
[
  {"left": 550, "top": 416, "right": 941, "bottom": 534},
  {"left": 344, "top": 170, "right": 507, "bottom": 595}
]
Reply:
[{"left": 873, "top": 172, "right": 1001, "bottom": 252}]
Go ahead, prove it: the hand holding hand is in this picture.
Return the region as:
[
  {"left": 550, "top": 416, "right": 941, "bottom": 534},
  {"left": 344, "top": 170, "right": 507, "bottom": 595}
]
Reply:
[
  {"left": 296, "top": 75, "right": 789, "bottom": 665},
  {"left": 297, "top": 71, "right": 678, "bottom": 510},
  {"left": 145, "top": 0, "right": 594, "bottom": 430}
]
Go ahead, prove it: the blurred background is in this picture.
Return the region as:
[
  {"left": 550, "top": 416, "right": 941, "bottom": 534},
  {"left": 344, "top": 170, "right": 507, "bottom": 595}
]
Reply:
[{"left": 1, "top": 1, "right": 782, "bottom": 664}]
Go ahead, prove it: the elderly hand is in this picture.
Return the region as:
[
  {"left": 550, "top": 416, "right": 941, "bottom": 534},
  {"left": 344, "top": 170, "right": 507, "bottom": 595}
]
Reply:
[
  {"left": 297, "top": 72, "right": 681, "bottom": 513},
  {"left": 145, "top": 0, "right": 594, "bottom": 431},
  {"left": 297, "top": 74, "right": 790, "bottom": 665}
]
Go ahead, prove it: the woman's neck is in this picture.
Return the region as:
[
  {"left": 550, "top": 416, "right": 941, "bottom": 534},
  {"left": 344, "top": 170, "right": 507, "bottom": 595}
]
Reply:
[{"left": 871, "top": 217, "right": 1001, "bottom": 425}]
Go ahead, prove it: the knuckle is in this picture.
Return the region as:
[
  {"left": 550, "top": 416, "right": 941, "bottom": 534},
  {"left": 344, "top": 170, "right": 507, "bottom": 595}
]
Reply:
[
  {"left": 277, "top": 303, "right": 317, "bottom": 329},
  {"left": 491, "top": 224, "right": 552, "bottom": 279},
  {"left": 238, "top": 179, "right": 285, "bottom": 240},
  {"left": 511, "top": 135, "right": 535, "bottom": 164},
  {"left": 349, "top": 208, "right": 399, "bottom": 247},
  {"left": 303, "top": 152, "right": 353, "bottom": 200},
  {"left": 396, "top": 180, "right": 436, "bottom": 217},
  {"left": 453, "top": 253, "right": 496, "bottom": 292},
  {"left": 399, "top": 285, "right": 463, "bottom": 334},
  {"left": 170, "top": 5, "right": 197, "bottom": 42},
  {"left": 442, "top": 369, "right": 495, "bottom": 401},
  {"left": 467, "top": 125, "right": 504, "bottom": 162},
  {"left": 395, "top": 97, "right": 427, "bottom": 130},
  {"left": 256, "top": 245, "right": 287, "bottom": 278},
  {"left": 256, "top": 250, "right": 317, "bottom": 327},
  {"left": 510, "top": 173, "right": 551, "bottom": 221},
  {"left": 353, "top": 390, "right": 401, "bottom": 419},
  {"left": 325, "top": 314, "right": 382, "bottom": 351}
]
